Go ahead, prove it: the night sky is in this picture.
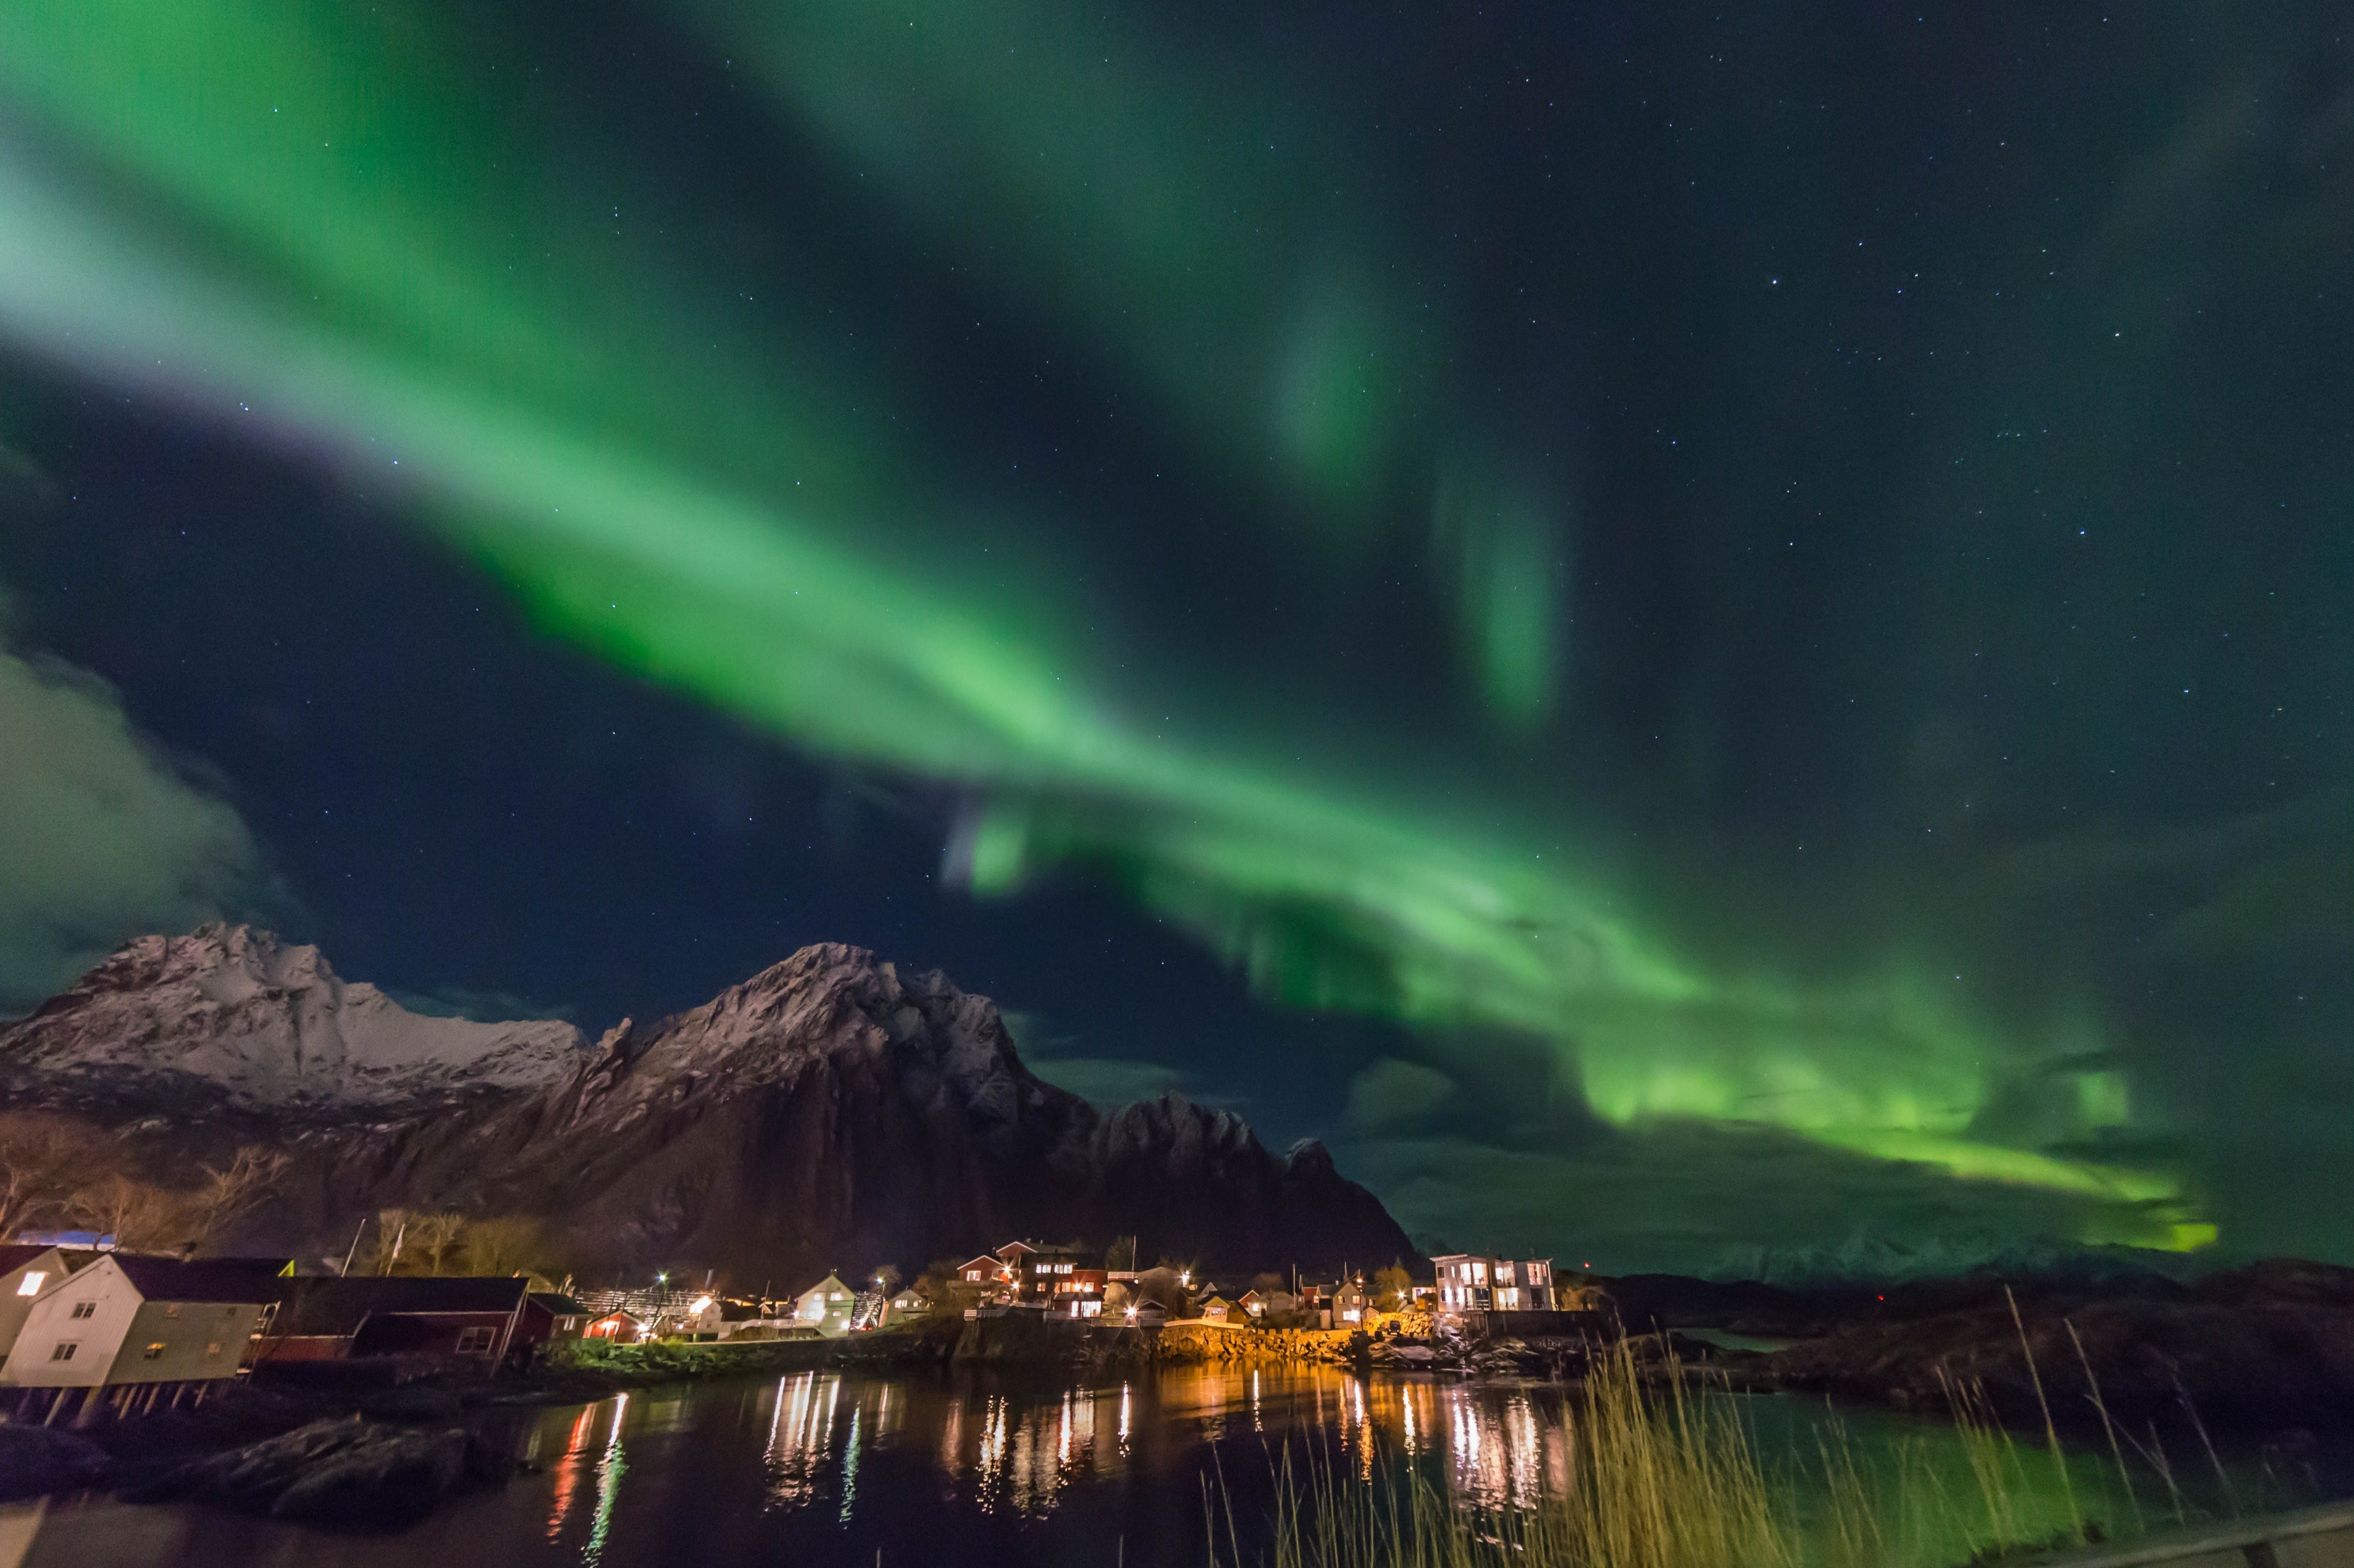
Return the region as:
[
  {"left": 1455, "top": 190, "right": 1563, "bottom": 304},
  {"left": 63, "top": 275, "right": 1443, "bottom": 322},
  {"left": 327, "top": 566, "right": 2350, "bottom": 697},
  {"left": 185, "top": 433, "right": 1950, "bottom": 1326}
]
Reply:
[{"left": 1, "top": 3, "right": 2349, "bottom": 1275}]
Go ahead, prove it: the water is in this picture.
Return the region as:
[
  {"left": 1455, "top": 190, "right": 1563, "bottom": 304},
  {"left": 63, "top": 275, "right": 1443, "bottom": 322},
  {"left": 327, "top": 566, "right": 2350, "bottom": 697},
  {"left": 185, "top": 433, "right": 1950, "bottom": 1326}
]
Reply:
[{"left": 6, "top": 1365, "right": 2341, "bottom": 1567}]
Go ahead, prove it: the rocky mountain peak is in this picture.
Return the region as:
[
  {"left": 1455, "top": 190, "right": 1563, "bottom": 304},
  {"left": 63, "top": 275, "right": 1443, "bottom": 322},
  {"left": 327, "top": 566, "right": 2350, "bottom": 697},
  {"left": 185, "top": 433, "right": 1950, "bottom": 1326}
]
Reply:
[
  {"left": 606, "top": 942, "right": 1041, "bottom": 1101},
  {"left": 0, "top": 924, "right": 588, "bottom": 1112}
]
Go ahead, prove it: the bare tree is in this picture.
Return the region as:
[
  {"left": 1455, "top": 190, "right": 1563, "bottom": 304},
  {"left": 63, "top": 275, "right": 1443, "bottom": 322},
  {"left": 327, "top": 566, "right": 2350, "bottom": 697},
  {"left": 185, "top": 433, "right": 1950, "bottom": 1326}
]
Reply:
[
  {"left": 180, "top": 1146, "right": 290, "bottom": 1250},
  {"left": 68, "top": 1173, "right": 182, "bottom": 1252},
  {"left": 463, "top": 1216, "right": 563, "bottom": 1281},
  {"left": 407, "top": 1211, "right": 468, "bottom": 1274},
  {"left": 0, "top": 1118, "right": 79, "bottom": 1240}
]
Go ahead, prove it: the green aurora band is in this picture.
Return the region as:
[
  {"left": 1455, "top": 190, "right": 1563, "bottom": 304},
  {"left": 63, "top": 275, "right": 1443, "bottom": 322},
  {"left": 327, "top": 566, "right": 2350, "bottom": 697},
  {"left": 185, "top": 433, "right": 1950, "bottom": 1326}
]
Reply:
[{"left": 0, "top": 0, "right": 2209, "bottom": 1253}]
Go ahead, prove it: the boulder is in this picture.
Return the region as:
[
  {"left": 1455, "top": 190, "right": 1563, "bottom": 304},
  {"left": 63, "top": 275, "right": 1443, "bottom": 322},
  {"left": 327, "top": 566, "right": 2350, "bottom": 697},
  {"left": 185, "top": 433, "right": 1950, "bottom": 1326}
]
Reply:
[
  {"left": 0, "top": 1426, "right": 110, "bottom": 1501},
  {"left": 122, "top": 1415, "right": 513, "bottom": 1530}
]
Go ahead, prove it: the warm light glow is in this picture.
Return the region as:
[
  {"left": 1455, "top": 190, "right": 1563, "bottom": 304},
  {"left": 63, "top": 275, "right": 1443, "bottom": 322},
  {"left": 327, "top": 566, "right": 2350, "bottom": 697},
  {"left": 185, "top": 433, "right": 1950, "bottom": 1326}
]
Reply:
[
  {"left": 689, "top": 1295, "right": 714, "bottom": 1314},
  {"left": 14, "top": 1273, "right": 42, "bottom": 1297}
]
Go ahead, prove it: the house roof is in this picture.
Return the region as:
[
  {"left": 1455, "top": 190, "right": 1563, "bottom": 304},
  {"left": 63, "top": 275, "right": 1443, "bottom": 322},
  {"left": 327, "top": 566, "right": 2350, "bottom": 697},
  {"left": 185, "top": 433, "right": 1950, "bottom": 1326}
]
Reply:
[
  {"left": 796, "top": 1273, "right": 851, "bottom": 1299},
  {"left": 529, "top": 1292, "right": 590, "bottom": 1316},
  {"left": 0, "top": 1244, "right": 97, "bottom": 1279},
  {"left": 955, "top": 1255, "right": 1004, "bottom": 1273},
  {"left": 994, "top": 1239, "right": 1037, "bottom": 1257},
  {"left": 111, "top": 1255, "right": 290, "bottom": 1305},
  {"left": 270, "top": 1275, "right": 530, "bottom": 1336}
]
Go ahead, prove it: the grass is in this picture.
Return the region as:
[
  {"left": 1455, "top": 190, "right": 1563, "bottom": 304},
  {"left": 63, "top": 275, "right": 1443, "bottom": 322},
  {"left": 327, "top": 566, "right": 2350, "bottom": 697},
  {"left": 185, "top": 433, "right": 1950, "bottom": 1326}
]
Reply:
[{"left": 1214, "top": 1336, "right": 2184, "bottom": 1568}]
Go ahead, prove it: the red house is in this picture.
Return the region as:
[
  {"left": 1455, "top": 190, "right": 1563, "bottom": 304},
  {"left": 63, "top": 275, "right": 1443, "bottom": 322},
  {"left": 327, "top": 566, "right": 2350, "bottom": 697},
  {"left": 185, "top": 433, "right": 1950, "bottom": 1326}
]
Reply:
[{"left": 253, "top": 1277, "right": 579, "bottom": 1371}]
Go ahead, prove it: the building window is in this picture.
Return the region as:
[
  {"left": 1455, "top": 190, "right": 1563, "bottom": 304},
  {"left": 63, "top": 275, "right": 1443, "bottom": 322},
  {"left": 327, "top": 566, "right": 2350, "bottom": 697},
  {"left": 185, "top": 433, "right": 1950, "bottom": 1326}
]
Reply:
[
  {"left": 14, "top": 1272, "right": 42, "bottom": 1297},
  {"left": 69, "top": 1301, "right": 95, "bottom": 1320},
  {"left": 49, "top": 1342, "right": 77, "bottom": 1362},
  {"left": 206, "top": 1342, "right": 224, "bottom": 1357},
  {"left": 455, "top": 1327, "right": 498, "bottom": 1354},
  {"left": 165, "top": 1303, "right": 182, "bottom": 1318},
  {"left": 143, "top": 1342, "right": 167, "bottom": 1361}
]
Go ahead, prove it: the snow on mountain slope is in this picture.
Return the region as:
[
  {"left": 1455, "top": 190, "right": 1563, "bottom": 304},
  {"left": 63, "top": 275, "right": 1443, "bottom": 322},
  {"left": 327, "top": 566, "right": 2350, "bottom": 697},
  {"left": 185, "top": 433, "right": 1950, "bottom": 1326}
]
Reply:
[{"left": 0, "top": 923, "right": 586, "bottom": 1110}]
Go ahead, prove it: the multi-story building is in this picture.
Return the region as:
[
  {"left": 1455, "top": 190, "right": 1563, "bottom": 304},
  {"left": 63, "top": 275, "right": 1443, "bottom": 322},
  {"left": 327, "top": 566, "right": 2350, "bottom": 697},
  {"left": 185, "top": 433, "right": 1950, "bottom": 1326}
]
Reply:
[
  {"left": 994, "top": 1240, "right": 1094, "bottom": 1304},
  {"left": 1429, "top": 1254, "right": 1556, "bottom": 1312}
]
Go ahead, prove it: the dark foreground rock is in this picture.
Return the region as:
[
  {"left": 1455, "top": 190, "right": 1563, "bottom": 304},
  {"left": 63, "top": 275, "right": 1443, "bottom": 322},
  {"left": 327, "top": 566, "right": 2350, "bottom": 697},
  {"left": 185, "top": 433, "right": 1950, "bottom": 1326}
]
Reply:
[
  {"left": 0, "top": 1426, "right": 110, "bottom": 1501},
  {"left": 1764, "top": 1289, "right": 2354, "bottom": 1435},
  {"left": 122, "top": 1415, "right": 520, "bottom": 1530}
]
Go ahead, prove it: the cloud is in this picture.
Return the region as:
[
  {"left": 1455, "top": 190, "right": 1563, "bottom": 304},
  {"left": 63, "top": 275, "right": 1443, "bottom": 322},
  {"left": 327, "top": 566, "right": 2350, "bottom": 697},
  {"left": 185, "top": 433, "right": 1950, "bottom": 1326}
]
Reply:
[
  {"left": 1343, "top": 1058, "right": 1457, "bottom": 1135},
  {"left": 0, "top": 645, "right": 262, "bottom": 1010},
  {"left": 1026, "top": 1057, "right": 1193, "bottom": 1109},
  {"left": 999, "top": 1007, "right": 1199, "bottom": 1109}
]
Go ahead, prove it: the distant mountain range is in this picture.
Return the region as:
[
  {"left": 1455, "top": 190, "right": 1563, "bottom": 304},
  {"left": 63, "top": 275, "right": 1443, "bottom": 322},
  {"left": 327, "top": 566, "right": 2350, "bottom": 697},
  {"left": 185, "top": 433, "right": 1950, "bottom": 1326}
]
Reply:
[{"left": 0, "top": 926, "right": 1420, "bottom": 1284}]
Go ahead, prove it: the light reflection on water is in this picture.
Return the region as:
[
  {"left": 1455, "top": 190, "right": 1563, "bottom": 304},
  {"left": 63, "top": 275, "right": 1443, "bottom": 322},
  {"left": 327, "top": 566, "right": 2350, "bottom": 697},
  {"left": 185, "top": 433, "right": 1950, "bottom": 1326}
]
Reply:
[{"left": 14, "top": 1363, "right": 2336, "bottom": 1568}]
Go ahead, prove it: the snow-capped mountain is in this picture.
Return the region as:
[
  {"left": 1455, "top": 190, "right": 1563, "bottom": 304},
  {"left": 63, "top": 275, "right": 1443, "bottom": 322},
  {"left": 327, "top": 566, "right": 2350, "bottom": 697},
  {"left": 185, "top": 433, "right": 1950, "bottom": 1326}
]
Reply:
[
  {"left": 0, "top": 923, "right": 586, "bottom": 1111},
  {"left": 0, "top": 930, "right": 1417, "bottom": 1281}
]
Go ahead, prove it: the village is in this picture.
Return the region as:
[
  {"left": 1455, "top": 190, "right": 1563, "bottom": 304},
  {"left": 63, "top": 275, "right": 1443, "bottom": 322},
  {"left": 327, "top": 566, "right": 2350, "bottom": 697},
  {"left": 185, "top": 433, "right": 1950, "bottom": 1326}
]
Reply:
[{"left": 0, "top": 1229, "right": 1585, "bottom": 1427}]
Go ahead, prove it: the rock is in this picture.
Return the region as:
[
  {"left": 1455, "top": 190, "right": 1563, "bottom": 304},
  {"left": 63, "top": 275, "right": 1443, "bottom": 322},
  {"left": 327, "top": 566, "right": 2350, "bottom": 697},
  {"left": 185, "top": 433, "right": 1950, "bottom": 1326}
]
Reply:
[
  {"left": 270, "top": 1428, "right": 467, "bottom": 1528},
  {"left": 0, "top": 1426, "right": 110, "bottom": 1500},
  {"left": 122, "top": 1415, "right": 509, "bottom": 1530},
  {"left": 359, "top": 1388, "right": 465, "bottom": 1424},
  {"left": 1761, "top": 1293, "right": 2354, "bottom": 1435}
]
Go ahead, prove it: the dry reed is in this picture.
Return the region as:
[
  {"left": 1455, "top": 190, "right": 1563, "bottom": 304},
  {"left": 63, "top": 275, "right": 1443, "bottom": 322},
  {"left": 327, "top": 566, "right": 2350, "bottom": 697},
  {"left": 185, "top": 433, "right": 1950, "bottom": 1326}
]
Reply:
[{"left": 1216, "top": 1338, "right": 2164, "bottom": 1568}]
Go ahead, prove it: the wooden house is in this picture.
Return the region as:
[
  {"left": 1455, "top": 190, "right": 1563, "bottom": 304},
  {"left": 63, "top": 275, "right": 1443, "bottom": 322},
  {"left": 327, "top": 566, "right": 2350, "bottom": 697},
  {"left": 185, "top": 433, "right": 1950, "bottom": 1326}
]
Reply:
[
  {"left": 792, "top": 1273, "right": 857, "bottom": 1337},
  {"left": 0, "top": 1244, "right": 97, "bottom": 1361},
  {"left": 251, "top": 1276, "right": 567, "bottom": 1369},
  {"left": 583, "top": 1309, "right": 645, "bottom": 1343},
  {"left": 0, "top": 1256, "right": 276, "bottom": 1416}
]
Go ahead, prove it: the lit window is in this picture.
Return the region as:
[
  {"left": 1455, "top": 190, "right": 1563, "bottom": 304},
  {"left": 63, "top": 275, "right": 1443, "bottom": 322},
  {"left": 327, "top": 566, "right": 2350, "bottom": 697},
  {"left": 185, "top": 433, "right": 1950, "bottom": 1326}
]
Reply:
[
  {"left": 49, "top": 1342, "right": 76, "bottom": 1361},
  {"left": 206, "top": 1342, "right": 223, "bottom": 1357},
  {"left": 143, "top": 1342, "right": 166, "bottom": 1361},
  {"left": 165, "top": 1304, "right": 182, "bottom": 1319},
  {"left": 15, "top": 1272, "right": 43, "bottom": 1297},
  {"left": 69, "top": 1301, "right": 95, "bottom": 1320}
]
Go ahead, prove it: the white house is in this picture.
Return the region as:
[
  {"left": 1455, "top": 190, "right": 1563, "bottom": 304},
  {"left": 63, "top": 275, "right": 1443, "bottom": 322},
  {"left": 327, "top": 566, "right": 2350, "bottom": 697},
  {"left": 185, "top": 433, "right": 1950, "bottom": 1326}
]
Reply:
[
  {"left": 880, "top": 1289, "right": 930, "bottom": 1327},
  {"left": 1430, "top": 1254, "right": 1555, "bottom": 1312},
  {"left": 0, "top": 1244, "right": 96, "bottom": 1362},
  {"left": 793, "top": 1273, "right": 857, "bottom": 1337},
  {"left": 1, "top": 1256, "right": 276, "bottom": 1418}
]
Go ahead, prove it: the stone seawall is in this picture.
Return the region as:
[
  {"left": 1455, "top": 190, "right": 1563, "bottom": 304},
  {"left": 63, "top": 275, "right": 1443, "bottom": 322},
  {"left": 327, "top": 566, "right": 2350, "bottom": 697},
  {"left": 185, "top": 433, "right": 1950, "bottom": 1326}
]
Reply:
[{"left": 1153, "top": 1323, "right": 1356, "bottom": 1364}]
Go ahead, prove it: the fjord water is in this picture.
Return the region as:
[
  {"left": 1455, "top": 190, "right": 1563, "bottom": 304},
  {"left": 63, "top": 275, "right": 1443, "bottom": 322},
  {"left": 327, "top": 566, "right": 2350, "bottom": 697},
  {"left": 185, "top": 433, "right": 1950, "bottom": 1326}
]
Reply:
[{"left": 7, "top": 1365, "right": 2328, "bottom": 1567}]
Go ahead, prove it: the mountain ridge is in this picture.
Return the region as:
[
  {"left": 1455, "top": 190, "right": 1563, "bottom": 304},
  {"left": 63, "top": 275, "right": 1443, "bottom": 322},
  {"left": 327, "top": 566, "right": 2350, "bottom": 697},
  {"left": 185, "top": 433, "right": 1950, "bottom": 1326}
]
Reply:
[{"left": 0, "top": 929, "right": 1421, "bottom": 1283}]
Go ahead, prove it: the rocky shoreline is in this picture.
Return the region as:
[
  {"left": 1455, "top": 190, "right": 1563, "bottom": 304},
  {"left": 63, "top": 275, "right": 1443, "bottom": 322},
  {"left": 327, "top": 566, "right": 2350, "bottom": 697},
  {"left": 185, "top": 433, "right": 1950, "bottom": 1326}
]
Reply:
[{"left": 11, "top": 1261, "right": 2354, "bottom": 1532}]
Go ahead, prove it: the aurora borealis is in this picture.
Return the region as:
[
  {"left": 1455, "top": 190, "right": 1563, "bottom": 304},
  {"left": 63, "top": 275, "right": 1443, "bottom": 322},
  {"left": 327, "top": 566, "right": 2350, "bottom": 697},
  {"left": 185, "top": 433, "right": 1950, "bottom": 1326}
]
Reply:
[{"left": 1, "top": 2, "right": 2348, "bottom": 1271}]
